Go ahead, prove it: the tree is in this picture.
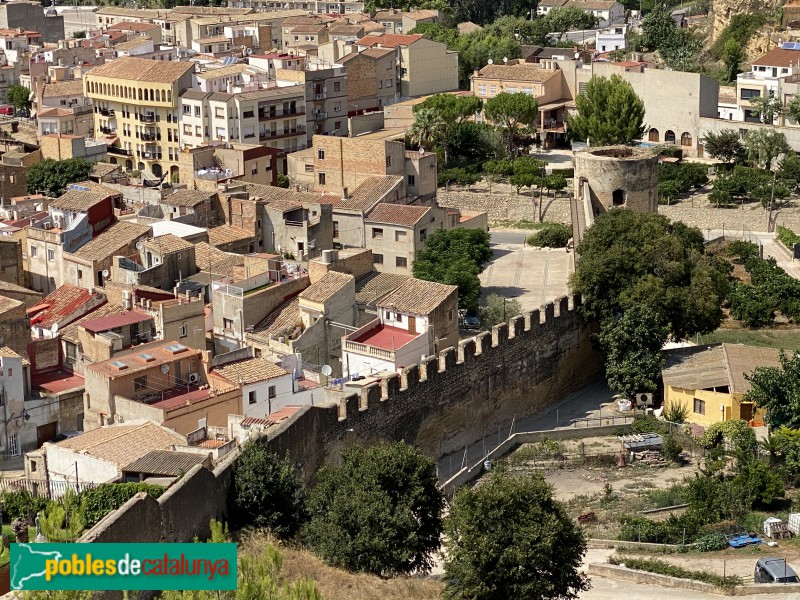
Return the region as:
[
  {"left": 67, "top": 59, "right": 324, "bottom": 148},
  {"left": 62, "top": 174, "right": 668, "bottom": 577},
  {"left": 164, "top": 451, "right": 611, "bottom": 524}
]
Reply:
[
  {"left": 39, "top": 489, "right": 84, "bottom": 542},
  {"left": 745, "top": 129, "right": 790, "bottom": 170},
  {"left": 544, "top": 172, "right": 567, "bottom": 197},
  {"left": 484, "top": 92, "right": 538, "bottom": 156},
  {"left": 230, "top": 441, "right": 305, "bottom": 538},
  {"left": 722, "top": 39, "right": 743, "bottom": 83},
  {"left": 6, "top": 84, "right": 30, "bottom": 111},
  {"left": 72, "top": 31, "right": 87, "bottom": 39},
  {"left": 439, "top": 167, "right": 481, "bottom": 189},
  {"left": 276, "top": 173, "right": 290, "bottom": 188},
  {"left": 413, "top": 94, "right": 483, "bottom": 164},
  {"left": 641, "top": 4, "right": 676, "bottom": 51},
  {"left": 744, "top": 349, "right": 800, "bottom": 429},
  {"left": 527, "top": 223, "right": 572, "bottom": 247},
  {"left": 479, "top": 293, "right": 521, "bottom": 329},
  {"left": 416, "top": 93, "right": 482, "bottom": 125},
  {"left": 303, "top": 441, "right": 444, "bottom": 577},
  {"left": 786, "top": 95, "right": 800, "bottom": 123},
  {"left": 748, "top": 94, "right": 784, "bottom": 124},
  {"left": 571, "top": 210, "right": 729, "bottom": 340},
  {"left": 26, "top": 158, "right": 93, "bottom": 197},
  {"left": 546, "top": 6, "right": 597, "bottom": 40},
  {"left": 443, "top": 470, "right": 588, "bottom": 600},
  {"left": 596, "top": 305, "right": 668, "bottom": 399},
  {"left": 413, "top": 228, "right": 492, "bottom": 312},
  {"left": 567, "top": 75, "right": 645, "bottom": 146},
  {"left": 408, "top": 107, "right": 446, "bottom": 154},
  {"left": 703, "top": 129, "right": 746, "bottom": 165}
]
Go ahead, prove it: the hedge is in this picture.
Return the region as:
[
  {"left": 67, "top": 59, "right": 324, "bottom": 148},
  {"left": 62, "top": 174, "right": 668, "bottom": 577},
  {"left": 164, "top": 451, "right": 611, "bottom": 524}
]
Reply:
[
  {"left": 778, "top": 225, "right": 800, "bottom": 249},
  {"left": 80, "top": 483, "right": 165, "bottom": 528},
  {"left": 1, "top": 491, "right": 48, "bottom": 520},
  {"left": 609, "top": 555, "right": 741, "bottom": 592}
]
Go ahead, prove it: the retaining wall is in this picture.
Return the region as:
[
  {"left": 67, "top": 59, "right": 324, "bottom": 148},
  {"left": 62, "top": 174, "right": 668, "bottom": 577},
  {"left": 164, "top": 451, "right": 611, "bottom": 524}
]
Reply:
[{"left": 437, "top": 192, "right": 572, "bottom": 224}]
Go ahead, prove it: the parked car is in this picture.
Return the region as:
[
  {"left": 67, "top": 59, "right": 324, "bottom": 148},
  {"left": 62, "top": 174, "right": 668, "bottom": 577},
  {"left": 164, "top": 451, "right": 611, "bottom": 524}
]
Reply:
[
  {"left": 755, "top": 558, "right": 799, "bottom": 583},
  {"left": 463, "top": 315, "right": 481, "bottom": 330},
  {"left": 0, "top": 105, "right": 13, "bottom": 116},
  {"left": 16, "top": 107, "right": 29, "bottom": 118}
]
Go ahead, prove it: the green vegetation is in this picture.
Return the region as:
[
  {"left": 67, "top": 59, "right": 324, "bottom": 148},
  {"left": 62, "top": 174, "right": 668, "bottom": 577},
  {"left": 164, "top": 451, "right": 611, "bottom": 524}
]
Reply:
[
  {"left": 276, "top": 173, "right": 290, "bottom": 188},
  {"left": 711, "top": 165, "right": 789, "bottom": 209},
  {"left": 744, "top": 351, "right": 800, "bottom": 429},
  {"left": 1, "top": 490, "right": 48, "bottom": 520},
  {"left": 303, "top": 441, "right": 444, "bottom": 577},
  {"left": 710, "top": 13, "right": 767, "bottom": 59},
  {"left": 6, "top": 84, "right": 31, "bottom": 111},
  {"left": 26, "top": 158, "right": 94, "bottom": 197},
  {"left": 412, "top": 228, "right": 492, "bottom": 312},
  {"left": 484, "top": 92, "right": 539, "bottom": 156},
  {"left": 80, "top": 483, "right": 165, "bottom": 528},
  {"left": 778, "top": 225, "right": 800, "bottom": 248},
  {"left": 567, "top": 75, "right": 645, "bottom": 146},
  {"left": 608, "top": 556, "right": 741, "bottom": 592},
  {"left": 231, "top": 441, "right": 305, "bottom": 538},
  {"left": 697, "top": 328, "right": 800, "bottom": 351},
  {"left": 479, "top": 293, "right": 521, "bottom": 329},
  {"left": 641, "top": 4, "right": 702, "bottom": 71},
  {"left": 658, "top": 162, "right": 709, "bottom": 204},
  {"left": 443, "top": 470, "right": 588, "bottom": 600},
  {"left": 39, "top": 488, "right": 84, "bottom": 543},
  {"left": 526, "top": 223, "right": 572, "bottom": 248},
  {"left": 703, "top": 129, "right": 746, "bottom": 165},
  {"left": 745, "top": 129, "right": 791, "bottom": 171}
]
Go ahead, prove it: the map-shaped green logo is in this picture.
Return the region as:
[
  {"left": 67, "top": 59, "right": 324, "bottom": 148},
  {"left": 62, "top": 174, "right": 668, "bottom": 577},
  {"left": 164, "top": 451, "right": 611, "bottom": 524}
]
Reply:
[{"left": 11, "top": 544, "right": 63, "bottom": 590}]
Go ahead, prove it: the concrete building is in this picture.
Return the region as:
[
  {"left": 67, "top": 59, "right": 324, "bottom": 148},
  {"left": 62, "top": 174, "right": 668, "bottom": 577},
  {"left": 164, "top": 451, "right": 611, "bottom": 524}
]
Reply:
[
  {"left": 0, "top": 2, "right": 64, "bottom": 44},
  {"left": 112, "top": 234, "right": 197, "bottom": 291},
  {"left": 276, "top": 63, "right": 348, "bottom": 143},
  {"left": 0, "top": 347, "right": 27, "bottom": 455},
  {"left": 537, "top": 0, "right": 624, "bottom": 26},
  {"left": 340, "top": 47, "right": 399, "bottom": 111},
  {"left": 84, "top": 56, "right": 196, "bottom": 179},
  {"left": 662, "top": 344, "right": 781, "bottom": 427},
  {"left": 0, "top": 295, "right": 30, "bottom": 357},
  {"left": 342, "top": 277, "right": 458, "bottom": 378},
  {"left": 263, "top": 197, "right": 333, "bottom": 261},
  {"left": 364, "top": 203, "right": 446, "bottom": 275},
  {"left": 595, "top": 24, "right": 627, "bottom": 53},
  {"left": 733, "top": 45, "right": 800, "bottom": 124},
  {"left": 355, "top": 33, "right": 458, "bottom": 99}
]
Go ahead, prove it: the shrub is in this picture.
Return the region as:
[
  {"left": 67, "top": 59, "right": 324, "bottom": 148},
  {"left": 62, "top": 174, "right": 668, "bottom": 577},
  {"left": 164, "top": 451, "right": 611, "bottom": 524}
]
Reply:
[
  {"left": 2, "top": 491, "right": 48, "bottom": 521},
  {"left": 778, "top": 225, "right": 800, "bottom": 249},
  {"left": 661, "top": 435, "right": 683, "bottom": 463},
  {"left": 727, "top": 240, "right": 759, "bottom": 262},
  {"left": 663, "top": 402, "right": 689, "bottom": 424},
  {"left": 630, "top": 414, "right": 668, "bottom": 436},
  {"left": 526, "top": 223, "right": 572, "bottom": 248},
  {"left": 647, "top": 484, "right": 688, "bottom": 509},
  {"left": 695, "top": 532, "right": 728, "bottom": 552},
  {"left": 609, "top": 555, "right": 741, "bottom": 591},
  {"left": 80, "top": 483, "right": 165, "bottom": 528}
]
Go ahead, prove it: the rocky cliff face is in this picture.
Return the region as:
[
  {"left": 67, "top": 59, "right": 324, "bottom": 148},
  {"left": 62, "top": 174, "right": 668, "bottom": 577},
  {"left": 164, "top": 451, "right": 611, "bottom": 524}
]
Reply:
[{"left": 711, "top": 0, "right": 774, "bottom": 39}]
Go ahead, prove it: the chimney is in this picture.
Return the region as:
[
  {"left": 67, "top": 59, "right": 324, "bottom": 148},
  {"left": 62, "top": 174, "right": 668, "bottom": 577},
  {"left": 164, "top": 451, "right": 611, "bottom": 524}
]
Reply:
[{"left": 342, "top": 186, "right": 348, "bottom": 199}]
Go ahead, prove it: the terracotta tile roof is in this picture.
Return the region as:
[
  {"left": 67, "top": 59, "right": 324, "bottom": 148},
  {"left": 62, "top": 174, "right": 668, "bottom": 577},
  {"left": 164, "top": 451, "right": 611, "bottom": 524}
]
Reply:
[
  {"left": 90, "top": 162, "right": 121, "bottom": 179},
  {"left": 475, "top": 63, "right": 561, "bottom": 83},
  {"left": 122, "top": 449, "right": 209, "bottom": 475},
  {"left": 37, "top": 107, "right": 74, "bottom": 118},
  {"left": 161, "top": 189, "right": 215, "bottom": 207},
  {"left": 29, "top": 285, "right": 99, "bottom": 329},
  {"left": 50, "top": 421, "right": 187, "bottom": 468},
  {"left": 213, "top": 357, "right": 290, "bottom": 385},
  {"left": 41, "top": 79, "right": 84, "bottom": 98},
  {"left": 72, "top": 221, "right": 151, "bottom": 262},
  {"left": 282, "top": 14, "right": 336, "bottom": 26},
  {"left": 374, "top": 9, "right": 402, "bottom": 19},
  {"left": 365, "top": 202, "right": 430, "bottom": 227},
  {"left": 195, "top": 35, "right": 229, "bottom": 44},
  {"left": 59, "top": 303, "right": 125, "bottom": 345},
  {"left": 79, "top": 310, "right": 152, "bottom": 334},
  {"left": 0, "top": 280, "right": 39, "bottom": 296},
  {"left": 114, "top": 36, "right": 152, "bottom": 51},
  {"left": 180, "top": 89, "right": 212, "bottom": 101},
  {"left": 290, "top": 23, "right": 327, "bottom": 33},
  {"left": 359, "top": 47, "right": 395, "bottom": 59},
  {"left": 354, "top": 271, "right": 409, "bottom": 304},
  {"left": 300, "top": 271, "right": 353, "bottom": 303},
  {"left": 565, "top": 0, "right": 619, "bottom": 8},
  {"left": 403, "top": 9, "right": 440, "bottom": 19},
  {"left": 266, "top": 198, "right": 303, "bottom": 213},
  {"left": 362, "top": 22, "right": 386, "bottom": 34},
  {"left": 356, "top": 33, "right": 424, "bottom": 47},
  {"left": 718, "top": 86, "right": 737, "bottom": 103},
  {"left": 49, "top": 185, "right": 116, "bottom": 211},
  {"left": 86, "top": 56, "right": 194, "bottom": 84},
  {"left": 329, "top": 23, "right": 364, "bottom": 35},
  {"left": 208, "top": 225, "right": 253, "bottom": 246},
  {"left": 341, "top": 176, "right": 403, "bottom": 211},
  {"left": 377, "top": 277, "right": 457, "bottom": 315},
  {"left": 0, "top": 346, "right": 21, "bottom": 359},
  {"left": 108, "top": 21, "right": 160, "bottom": 32},
  {"left": 87, "top": 341, "right": 201, "bottom": 378},
  {"left": 196, "top": 64, "right": 254, "bottom": 80},
  {"left": 752, "top": 48, "right": 800, "bottom": 67},
  {"left": 143, "top": 234, "right": 194, "bottom": 255},
  {"left": 194, "top": 242, "right": 244, "bottom": 273},
  {"left": 250, "top": 296, "right": 300, "bottom": 341}
]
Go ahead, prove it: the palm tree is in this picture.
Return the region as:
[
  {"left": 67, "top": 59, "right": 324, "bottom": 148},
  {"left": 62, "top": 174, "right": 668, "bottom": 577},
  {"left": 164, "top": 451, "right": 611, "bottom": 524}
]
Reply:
[
  {"left": 758, "top": 431, "right": 784, "bottom": 467},
  {"left": 408, "top": 107, "right": 447, "bottom": 161}
]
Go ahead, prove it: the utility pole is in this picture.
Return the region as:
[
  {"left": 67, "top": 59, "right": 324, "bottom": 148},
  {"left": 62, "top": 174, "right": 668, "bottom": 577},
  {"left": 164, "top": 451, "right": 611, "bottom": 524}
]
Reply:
[{"left": 538, "top": 165, "right": 545, "bottom": 222}]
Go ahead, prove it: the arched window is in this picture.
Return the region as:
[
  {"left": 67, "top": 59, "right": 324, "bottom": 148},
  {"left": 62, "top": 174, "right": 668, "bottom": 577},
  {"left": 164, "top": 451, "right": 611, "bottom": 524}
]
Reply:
[
  {"left": 648, "top": 128, "right": 659, "bottom": 142},
  {"left": 681, "top": 132, "right": 692, "bottom": 146},
  {"left": 665, "top": 130, "right": 676, "bottom": 144}
]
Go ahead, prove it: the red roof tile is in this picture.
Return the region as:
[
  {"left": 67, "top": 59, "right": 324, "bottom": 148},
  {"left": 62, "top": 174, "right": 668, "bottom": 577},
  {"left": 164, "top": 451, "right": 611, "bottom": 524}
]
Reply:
[
  {"left": 365, "top": 203, "right": 430, "bottom": 227},
  {"left": 356, "top": 33, "right": 424, "bottom": 48},
  {"left": 79, "top": 310, "right": 152, "bottom": 334},
  {"left": 29, "top": 285, "right": 98, "bottom": 329}
]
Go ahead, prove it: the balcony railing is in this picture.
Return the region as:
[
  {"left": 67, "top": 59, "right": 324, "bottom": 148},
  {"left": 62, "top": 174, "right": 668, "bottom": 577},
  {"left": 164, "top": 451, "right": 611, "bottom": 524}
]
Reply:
[
  {"left": 258, "top": 110, "right": 305, "bottom": 122},
  {"left": 140, "top": 132, "right": 157, "bottom": 141},
  {"left": 99, "top": 126, "right": 116, "bottom": 135},
  {"left": 99, "top": 107, "right": 115, "bottom": 117},
  {"left": 313, "top": 111, "right": 327, "bottom": 121},
  {"left": 259, "top": 126, "right": 305, "bottom": 141},
  {"left": 343, "top": 339, "right": 395, "bottom": 361},
  {"left": 139, "top": 114, "right": 155, "bottom": 123},
  {"left": 107, "top": 146, "right": 131, "bottom": 156}
]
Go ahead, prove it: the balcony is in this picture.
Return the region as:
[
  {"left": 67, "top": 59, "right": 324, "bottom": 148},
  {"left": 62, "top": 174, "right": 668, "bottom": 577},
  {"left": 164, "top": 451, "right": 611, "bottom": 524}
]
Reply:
[
  {"left": 258, "top": 109, "right": 305, "bottom": 122},
  {"left": 107, "top": 146, "right": 131, "bottom": 156},
  {"left": 312, "top": 111, "right": 327, "bottom": 121},
  {"left": 140, "top": 132, "right": 157, "bottom": 141},
  {"left": 99, "top": 107, "right": 115, "bottom": 117},
  {"left": 99, "top": 126, "right": 116, "bottom": 135},
  {"left": 259, "top": 126, "right": 305, "bottom": 141},
  {"left": 139, "top": 113, "right": 155, "bottom": 123}
]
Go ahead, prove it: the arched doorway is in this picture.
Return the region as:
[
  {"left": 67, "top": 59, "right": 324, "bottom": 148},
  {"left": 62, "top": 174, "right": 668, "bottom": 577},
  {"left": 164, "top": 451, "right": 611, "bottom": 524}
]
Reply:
[
  {"left": 170, "top": 165, "right": 179, "bottom": 183},
  {"left": 125, "top": 159, "right": 133, "bottom": 170},
  {"left": 137, "top": 162, "right": 145, "bottom": 171},
  {"left": 681, "top": 132, "right": 692, "bottom": 146},
  {"left": 151, "top": 163, "right": 163, "bottom": 178},
  {"left": 648, "top": 128, "right": 659, "bottom": 142},
  {"left": 109, "top": 157, "right": 117, "bottom": 165},
  {"left": 665, "top": 130, "right": 676, "bottom": 144}
]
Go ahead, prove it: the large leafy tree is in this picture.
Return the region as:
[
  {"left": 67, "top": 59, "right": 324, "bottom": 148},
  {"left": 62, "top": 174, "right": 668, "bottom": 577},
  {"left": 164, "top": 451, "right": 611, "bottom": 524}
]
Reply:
[
  {"left": 6, "top": 84, "right": 30, "bottom": 111},
  {"left": 703, "top": 129, "right": 746, "bottom": 165},
  {"left": 413, "top": 227, "right": 492, "bottom": 312},
  {"left": 546, "top": 6, "right": 597, "bottom": 40},
  {"left": 749, "top": 94, "right": 784, "bottom": 124},
  {"left": 412, "top": 94, "right": 483, "bottom": 164},
  {"left": 567, "top": 75, "right": 645, "bottom": 146},
  {"left": 26, "top": 158, "right": 93, "bottom": 197},
  {"left": 443, "top": 469, "right": 588, "bottom": 600},
  {"left": 408, "top": 107, "right": 446, "bottom": 154},
  {"left": 641, "top": 3, "right": 676, "bottom": 51},
  {"left": 230, "top": 441, "right": 305, "bottom": 538},
  {"left": 484, "top": 92, "right": 538, "bottom": 156},
  {"left": 744, "top": 350, "right": 800, "bottom": 429},
  {"left": 722, "top": 39, "right": 744, "bottom": 84},
  {"left": 745, "top": 128, "right": 791, "bottom": 170},
  {"left": 303, "top": 441, "right": 444, "bottom": 577}
]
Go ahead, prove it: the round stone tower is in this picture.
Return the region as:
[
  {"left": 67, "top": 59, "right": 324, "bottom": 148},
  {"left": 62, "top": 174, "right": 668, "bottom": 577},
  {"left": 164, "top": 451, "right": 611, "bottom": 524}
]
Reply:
[{"left": 574, "top": 146, "right": 659, "bottom": 215}]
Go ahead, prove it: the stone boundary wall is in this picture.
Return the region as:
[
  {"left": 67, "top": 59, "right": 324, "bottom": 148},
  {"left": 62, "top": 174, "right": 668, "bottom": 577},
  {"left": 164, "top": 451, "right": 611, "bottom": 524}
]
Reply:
[
  {"left": 76, "top": 295, "right": 602, "bottom": 549},
  {"left": 437, "top": 192, "right": 572, "bottom": 225}
]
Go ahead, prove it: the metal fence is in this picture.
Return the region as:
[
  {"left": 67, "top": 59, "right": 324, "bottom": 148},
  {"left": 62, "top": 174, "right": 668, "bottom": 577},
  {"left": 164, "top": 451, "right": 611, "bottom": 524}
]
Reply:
[{"left": 0, "top": 478, "right": 98, "bottom": 498}]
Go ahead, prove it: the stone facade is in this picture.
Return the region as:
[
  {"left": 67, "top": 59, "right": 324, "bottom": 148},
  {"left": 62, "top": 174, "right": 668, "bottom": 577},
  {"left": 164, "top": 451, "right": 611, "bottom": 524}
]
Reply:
[
  {"left": 437, "top": 192, "right": 572, "bottom": 225},
  {"left": 574, "top": 147, "right": 659, "bottom": 215}
]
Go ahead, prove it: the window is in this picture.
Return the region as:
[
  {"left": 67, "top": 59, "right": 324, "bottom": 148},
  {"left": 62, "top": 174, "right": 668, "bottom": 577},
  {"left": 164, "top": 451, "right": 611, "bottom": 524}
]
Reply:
[
  {"left": 77, "top": 269, "right": 82, "bottom": 280},
  {"left": 448, "top": 309, "right": 454, "bottom": 322},
  {"left": 333, "top": 221, "right": 339, "bottom": 238},
  {"left": 47, "top": 249, "right": 54, "bottom": 262},
  {"left": 180, "top": 323, "right": 187, "bottom": 338},
  {"left": 334, "top": 121, "right": 342, "bottom": 130},
  {"left": 243, "top": 110, "right": 254, "bottom": 119},
  {"left": 193, "top": 106, "right": 200, "bottom": 117},
  {"left": 395, "top": 313, "right": 403, "bottom": 323},
  {"left": 386, "top": 79, "right": 393, "bottom": 88},
  {"left": 183, "top": 105, "right": 192, "bottom": 115},
  {"left": 223, "top": 317, "right": 234, "bottom": 330},
  {"left": 334, "top": 102, "right": 341, "bottom": 112},
  {"left": 318, "top": 172, "right": 326, "bottom": 185},
  {"left": 396, "top": 256, "right": 407, "bottom": 268},
  {"left": 373, "top": 253, "right": 384, "bottom": 264},
  {"left": 317, "top": 149, "right": 325, "bottom": 160},
  {"left": 478, "top": 84, "right": 486, "bottom": 96},
  {"left": 268, "top": 385, "right": 276, "bottom": 399},
  {"left": 408, "top": 175, "right": 415, "bottom": 186},
  {"left": 65, "top": 342, "right": 77, "bottom": 363},
  {"left": 489, "top": 85, "right": 497, "bottom": 96},
  {"left": 215, "top": 107, "right": 224, "bottom": 118},
  {"left": 664, "top": 130, "right": 676, "bottom": 144},
  {"left": 386, "top": 155, "right": 392, "bottom": 168},
  {"left": 648, "top": 128, "right": 659, "bottom": 142},
  {"left": 740, "top": 88, "right": 761, "bottom": 100},
  {"left": 333, "top": 82, "right": 341, "bottom": 93},
  {"left": 183, "top": 124, "right": 192, "bottom": 135},
  {"left": 372, "top": 227, "right": 384, "bottom": 239},
  {"left": 378, "top": 80, "right": 383, "bottom": 89},
  {"left": 680, "top": 132, "right": 692, "bottom": 146},
  {"left": 420, "top": 228, "right": 427, "bottom": 242},
  {"left": 134, "top": 376, "right": 147, "bottom": 392},
  {"left": 395, "top": 230, "right": 407, "bottom": 242},
  {"left": 693, "top": 398, "right": 705, "bottom": 415},
  {"left": 248, "top": 390, "right": 256, "bottom": 404},
  {"left": 29, "top": 245, "right": 36, "bottom": 257}
]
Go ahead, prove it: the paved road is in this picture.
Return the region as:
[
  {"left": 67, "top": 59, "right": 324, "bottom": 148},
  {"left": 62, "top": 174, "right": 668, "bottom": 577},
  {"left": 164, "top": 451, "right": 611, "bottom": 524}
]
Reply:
[{"left": 490, "top": 230, "right": 527, "bottom": 246}]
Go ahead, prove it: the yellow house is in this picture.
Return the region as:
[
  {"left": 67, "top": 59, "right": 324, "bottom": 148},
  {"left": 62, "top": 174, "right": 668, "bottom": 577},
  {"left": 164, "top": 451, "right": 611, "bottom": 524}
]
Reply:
[
  {"left": 662, "top": 344, "right": 781, "bottom": 427},
  {"left": 84, "top": 56, "right": 195, "bottom": 181}
]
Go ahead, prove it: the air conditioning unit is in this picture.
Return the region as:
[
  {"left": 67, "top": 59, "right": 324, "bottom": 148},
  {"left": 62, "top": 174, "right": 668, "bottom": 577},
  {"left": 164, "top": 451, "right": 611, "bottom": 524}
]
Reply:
[
  {"left": 636, "top": 392, "right": 653, "bottom": 408},
  {"left": 43, "top": 222, "right": 52, "bottom": 229},
  {"left": 53, "top": 217, "right": 62, "bottom": 228},
  {"left": 187, "top": 373, "right": 200, "bottom": 384}
]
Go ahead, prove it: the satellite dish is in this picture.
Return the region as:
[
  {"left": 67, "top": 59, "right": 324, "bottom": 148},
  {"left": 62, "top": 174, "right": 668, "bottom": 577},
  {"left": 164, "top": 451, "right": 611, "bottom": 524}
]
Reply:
[
  {"left": 503, "top": 56, "right": 508, "bottom": 63},
  {"left": 50, "top": 323, "right": 59, "bottom": 333},
  {"left": 574, "top": 52, "right": 580, "bottom": 60},
  {"left": 135, "top": 241, "right": 143, "bottom": 250},
  {"left": 321, "top": 365, "right": 332, "bottom": 376},
  {"left": 160, "top": 364, "right": 170, "bottom": 374},
  {"left": 102, "top": 269, "right": 110, "bottom": 277},
  {"left": 487, "top": 58, "right": 493, "bottom": 64}
]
